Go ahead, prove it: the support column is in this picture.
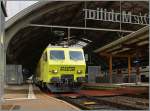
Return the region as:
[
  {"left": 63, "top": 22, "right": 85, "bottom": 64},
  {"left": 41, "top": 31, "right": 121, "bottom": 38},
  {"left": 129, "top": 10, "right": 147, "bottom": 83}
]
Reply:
[
  {"left": 117, "top": 68, "right": 122, "bottom": 83},
  {"left": 136, "top": 65, "right": 141, "bottom": 84},
  {"left": 128, "top": 56, "right": 131, "bottom": 83},
  {"left": 109, "top": 55, "right": 112, "bottom": 83},
  {"left": 0, "top": 1, "right": 7, "bottom": 104}
]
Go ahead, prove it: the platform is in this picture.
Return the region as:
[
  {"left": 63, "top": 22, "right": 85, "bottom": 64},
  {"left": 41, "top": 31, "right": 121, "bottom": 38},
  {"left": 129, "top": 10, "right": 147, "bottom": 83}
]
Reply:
[
  {"left": 4, "top": 84, "right": 29, "bottom": 100},
  {"left": 80, "top": 83, "right": 149, "bottom": 96},
  {"left": 79, "top": 87, "right": 148, "bottom": 96},
  {"left": 1, "top": 83, "right": 149, "bottom": 110},
  {"left": 83, "top": 82, "right": 149, "bottom": 87},
  {"left": 1, "top": 84, "right": 80, "bottom": 111}
]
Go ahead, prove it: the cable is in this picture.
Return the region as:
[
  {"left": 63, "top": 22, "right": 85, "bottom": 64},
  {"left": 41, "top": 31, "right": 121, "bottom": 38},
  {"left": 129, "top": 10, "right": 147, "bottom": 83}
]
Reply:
[
  {"left": 120, "top": 0, "right": 122, "bottom": 33},
  {"left": 84, "top": 1, "right": 87, "bottom": 35}
]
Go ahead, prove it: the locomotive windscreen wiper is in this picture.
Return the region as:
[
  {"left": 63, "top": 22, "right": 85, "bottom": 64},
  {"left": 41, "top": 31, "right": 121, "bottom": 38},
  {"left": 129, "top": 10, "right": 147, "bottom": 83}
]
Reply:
[
  {"left": 50, "top": 55, "right": 58, "bottom": 60},
  {"left": 70, "top": 55, "right": 79, "bottom": 61}
]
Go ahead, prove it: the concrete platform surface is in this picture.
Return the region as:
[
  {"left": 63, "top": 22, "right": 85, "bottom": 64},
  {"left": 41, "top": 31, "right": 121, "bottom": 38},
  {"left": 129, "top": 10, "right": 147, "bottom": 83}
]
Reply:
[
  {"left": 79, "top": 87, "right": 148, "bottom": 96},
  {"left": 83, "top": 82, "right": 149, "bottom": 87},
  {"left": 1, "top": 83, "right": 148, "bottom": 110},
  {"left": 4, "top": 84, "right": 29, "bottom": 99},
  {"left": 1, "top": 84, "right": 80, "bottom": 111}
]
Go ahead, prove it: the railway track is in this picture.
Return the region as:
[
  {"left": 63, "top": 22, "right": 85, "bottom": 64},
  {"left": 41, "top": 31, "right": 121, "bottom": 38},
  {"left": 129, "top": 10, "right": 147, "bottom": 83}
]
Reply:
[
  {"left": 41, "top": 85, "right": 149, "bottom": 110},
  {"left": 91, "top": 95, "right": 149, "bottom": 110},
  {"left": 56, "top": 94, "right": 149, "bottom": 110}
]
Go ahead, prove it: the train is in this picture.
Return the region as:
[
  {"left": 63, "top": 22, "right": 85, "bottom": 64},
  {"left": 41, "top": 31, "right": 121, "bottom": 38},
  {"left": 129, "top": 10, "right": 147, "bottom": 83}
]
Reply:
[{"left": 34, "top": 45, "right": 86, "bottom": 92}]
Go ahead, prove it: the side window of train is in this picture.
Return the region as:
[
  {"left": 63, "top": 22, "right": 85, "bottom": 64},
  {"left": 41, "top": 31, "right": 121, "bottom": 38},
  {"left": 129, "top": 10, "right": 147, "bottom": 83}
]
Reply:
[{"left": 43, "top": 52, "right": 47, "bottom": 61}]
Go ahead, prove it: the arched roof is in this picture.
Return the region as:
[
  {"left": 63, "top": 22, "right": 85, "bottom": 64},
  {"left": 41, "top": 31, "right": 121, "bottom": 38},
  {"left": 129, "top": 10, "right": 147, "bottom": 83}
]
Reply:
[{"left": 5, "top": 1, "right": 149, "bottom": 72}]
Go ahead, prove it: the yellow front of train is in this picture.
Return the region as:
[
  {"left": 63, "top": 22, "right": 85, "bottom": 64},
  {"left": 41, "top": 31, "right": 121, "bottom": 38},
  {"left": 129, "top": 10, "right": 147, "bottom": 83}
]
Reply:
[{"left": 45, "top": 47, "right": 86, "bottom": 92}]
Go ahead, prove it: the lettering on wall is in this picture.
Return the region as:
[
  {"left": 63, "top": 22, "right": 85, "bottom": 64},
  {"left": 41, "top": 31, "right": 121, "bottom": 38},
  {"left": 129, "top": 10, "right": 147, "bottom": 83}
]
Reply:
[{"left": 83, "top": 8, "right": 149, "bottom": 25}]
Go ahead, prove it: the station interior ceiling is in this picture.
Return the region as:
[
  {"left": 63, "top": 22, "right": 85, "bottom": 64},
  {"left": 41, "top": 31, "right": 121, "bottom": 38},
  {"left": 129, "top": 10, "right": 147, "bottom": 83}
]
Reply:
[{"left": 6, "top": 1, "right": 149, "bottom": 73}]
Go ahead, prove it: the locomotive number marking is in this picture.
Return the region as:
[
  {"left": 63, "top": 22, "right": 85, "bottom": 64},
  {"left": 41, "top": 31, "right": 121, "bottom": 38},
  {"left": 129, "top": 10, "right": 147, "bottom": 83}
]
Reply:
[{"left": 60, "top": 67, "right": 75, "bottom": 71}]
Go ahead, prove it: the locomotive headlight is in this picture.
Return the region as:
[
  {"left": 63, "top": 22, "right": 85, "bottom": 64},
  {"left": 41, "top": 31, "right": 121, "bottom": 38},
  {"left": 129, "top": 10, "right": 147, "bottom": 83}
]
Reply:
[
  {"left": 77, "top": 70, "right": 82, "bottom": 74},
  {"left": 52, "top": 70, "right": 58, "bottom": 74}
]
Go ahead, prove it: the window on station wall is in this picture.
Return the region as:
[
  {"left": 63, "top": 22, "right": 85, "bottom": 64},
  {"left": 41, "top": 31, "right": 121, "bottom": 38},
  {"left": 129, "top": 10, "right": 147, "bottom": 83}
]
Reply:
[{"left": 5, "top": 1, "right": 38, "bottom": 20}]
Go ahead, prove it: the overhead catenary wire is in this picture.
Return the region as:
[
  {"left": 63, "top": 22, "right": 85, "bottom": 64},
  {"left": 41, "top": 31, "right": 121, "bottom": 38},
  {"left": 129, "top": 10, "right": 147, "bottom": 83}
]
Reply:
[{"left": 27, "top": 24, "right": 134, "bottom": 33}]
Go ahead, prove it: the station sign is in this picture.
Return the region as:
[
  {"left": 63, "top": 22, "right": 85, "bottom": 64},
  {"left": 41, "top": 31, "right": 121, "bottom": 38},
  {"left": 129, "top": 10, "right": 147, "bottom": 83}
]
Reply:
[{"left": 83, "top": 8, "right": 149, "bottom": 25}]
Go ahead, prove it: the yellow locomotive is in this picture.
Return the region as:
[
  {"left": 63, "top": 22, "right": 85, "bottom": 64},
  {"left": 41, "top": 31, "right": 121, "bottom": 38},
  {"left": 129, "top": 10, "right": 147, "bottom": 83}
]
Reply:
[{"left": 35, "top": 45, "right": 86, "bottom": 92}]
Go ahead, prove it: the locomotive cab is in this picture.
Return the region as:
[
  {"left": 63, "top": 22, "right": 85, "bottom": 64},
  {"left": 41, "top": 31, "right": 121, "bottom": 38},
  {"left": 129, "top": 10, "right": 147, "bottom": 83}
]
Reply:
[{"left": 36, "top": 46, "right": 86, "bottom": 92}]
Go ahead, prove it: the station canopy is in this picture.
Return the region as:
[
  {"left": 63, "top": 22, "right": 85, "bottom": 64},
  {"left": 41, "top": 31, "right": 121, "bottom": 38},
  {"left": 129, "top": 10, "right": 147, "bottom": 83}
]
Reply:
[{"left": 5, "top": 1, "right": 149, "bottom": 72}]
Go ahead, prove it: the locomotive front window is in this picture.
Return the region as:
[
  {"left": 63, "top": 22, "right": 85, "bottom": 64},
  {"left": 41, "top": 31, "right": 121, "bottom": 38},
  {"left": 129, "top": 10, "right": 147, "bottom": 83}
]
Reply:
[
  {"left": 69, "top": 51, "right": 83, "bottom": 60},
  {"left": 50, "top": 50, "right": 65, "bottom": 60}
]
